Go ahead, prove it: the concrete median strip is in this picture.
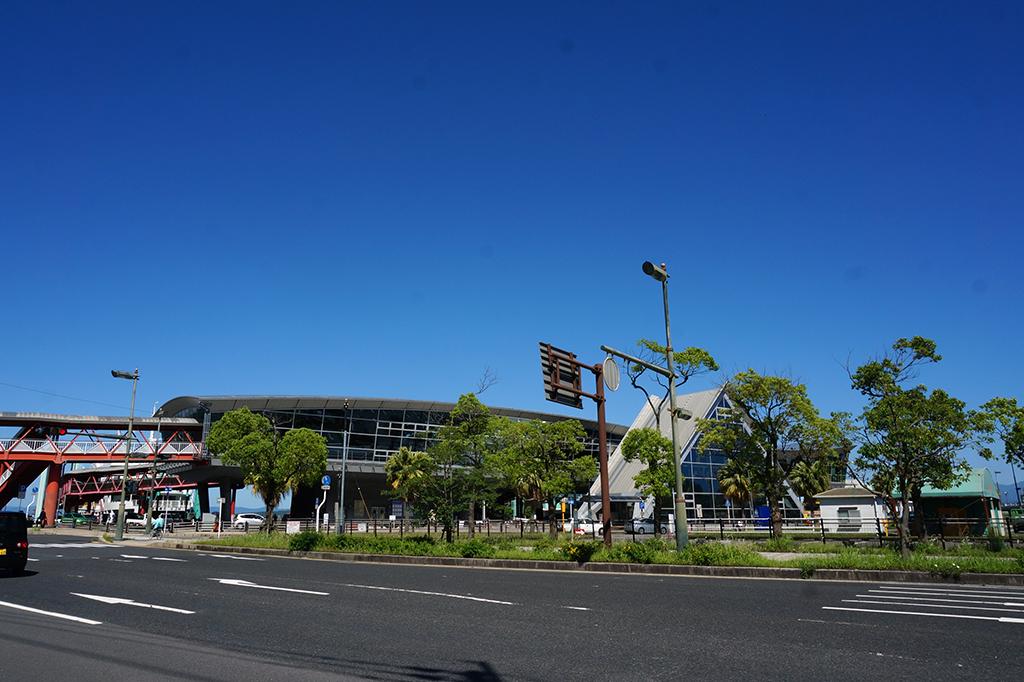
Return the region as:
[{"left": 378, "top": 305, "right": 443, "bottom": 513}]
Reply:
[{"left": 172, "top": 542, "right": 1024, "bottom": 586}]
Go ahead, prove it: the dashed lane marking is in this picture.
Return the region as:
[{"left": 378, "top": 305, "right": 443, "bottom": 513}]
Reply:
[
  {"left": 0, "top": 600, "right": 102, "bottom": 625},
  {"left": 340, "top": 583, "right": 515, "bottom": 605},
  {"left": 207, "top": 554, "right": 264, "bottom": 561},
  {"left": 858, "top": 593, "right": 1024, "bottom": 607}
]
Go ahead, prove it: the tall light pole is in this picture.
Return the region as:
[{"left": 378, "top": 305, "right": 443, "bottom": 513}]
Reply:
[
  {"left": 642, "top": 261, "right": 689, "bottom": 549},
  {"left": 111, "top": 368, "right": 139, "bottom": 541}
]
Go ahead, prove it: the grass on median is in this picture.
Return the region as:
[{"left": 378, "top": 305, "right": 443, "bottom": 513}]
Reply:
[{"left": 202, "top": 532, "right": 1024, "bottom": 576}]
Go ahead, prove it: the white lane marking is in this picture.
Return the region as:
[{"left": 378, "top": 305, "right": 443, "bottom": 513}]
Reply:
[
  {"left": 31, "top": 543, "right": 120, "bottom": 549},
  {"left": 56, "top": 555, "right": 63, "bottom": 558},
  {"left": 872, "top": 585, "right": 1024, "bottom": 593},
  {"left": 341, "top": 583, "right": 515, "bottom": 605},
  {"left": 875, "top": 584, "right": 1024, "bottom": 594},
  {"left": 843, "top": 599, "right": 1024, "bottom": 614},
  {"left": 111, "top": 559, "right": 133, "bottom": 563},
  {"left": 209, "top": 578, "right": 328, "bottom": 595},
  {"left": 71, "top": 593, "right": 195, "bottom": 614},
  {"left": 860, "top": 593, "right": 1024, "bottom": 607},
  {"left": 823, "top": 606, "right": 1024, "bottom": 624},
  {"left": 151, "top": 557, "right": 187, "bottom": 562},
  {"left": 0, "top": 600, "right": 103, "bottom": 625},
  {"left": 208, "top": 554, "right": 264, "bottom": 561},
  {"left": 120, "top": 554, "right": 149, "bottom": 559},
  {"left": 27, "top": 558, "right": 39, "bottom": 562},
  {"left": 562, "top": 606, "right": 591, "bottom": 611}
]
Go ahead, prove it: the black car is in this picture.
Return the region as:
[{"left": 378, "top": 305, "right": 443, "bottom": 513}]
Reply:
[{"left": 0, "top": 512, "right": 29, "bottom": 575}]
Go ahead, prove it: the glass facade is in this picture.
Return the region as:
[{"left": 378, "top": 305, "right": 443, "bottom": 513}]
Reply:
[{"left": 168, "top": 398, "right": 623, "bottom": 468}]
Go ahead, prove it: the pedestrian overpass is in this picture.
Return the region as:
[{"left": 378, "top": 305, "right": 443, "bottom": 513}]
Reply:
[{"left": 0, "top": 412, "right": 206, "bottom": 524}]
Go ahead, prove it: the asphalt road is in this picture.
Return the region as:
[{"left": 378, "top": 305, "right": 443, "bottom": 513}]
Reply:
[{"left": 1, "top": 534, "right": 1021, "bottom": 681}]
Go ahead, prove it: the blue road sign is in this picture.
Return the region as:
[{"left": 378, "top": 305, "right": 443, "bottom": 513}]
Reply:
[
  {"left": 321, "top": 475, "right": 331, "bottom": 486},
  {"left": 32, "top": 487, "right": 38, "bottom": 493}
]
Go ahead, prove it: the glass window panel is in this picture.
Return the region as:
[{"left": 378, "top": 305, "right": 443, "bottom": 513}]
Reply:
[
  {"left": 374, "top": 436, "right": 401, "bottom": 452},
  {"left": 322, "top": 414, "right": 348, "bottom": 432},
  {"left": 378, "top": 410, "right": 404, "bottom": 421},
  {"left": 293, "top": 412, "right": 323, "bottom": 430},
  {"left": 350, "top": 419, "right": 376, "bottom": 435},
  {"left": 404, "top": 410, "right": 427, "bottom": 425},
  {"left": 351, "top": 409, "right": 378, "bottom": 420},
  {"left": 349, "top": 433, "right": 375, "bottom": 449},
  {"left": 428, "top": 411, "right": 449, "bottom": 425}
]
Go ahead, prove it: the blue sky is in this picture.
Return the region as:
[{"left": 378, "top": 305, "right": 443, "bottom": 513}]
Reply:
[{"left": 2, "top": 2, "right": 1022, "bottom": 506}]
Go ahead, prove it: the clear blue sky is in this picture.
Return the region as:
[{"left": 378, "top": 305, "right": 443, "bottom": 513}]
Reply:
[{"left": 2, "top": 2, "right": 1022, "bottom": 504}]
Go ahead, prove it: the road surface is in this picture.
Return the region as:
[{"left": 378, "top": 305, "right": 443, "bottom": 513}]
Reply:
[{"left": 1, "top": 534, "right": 1020, "bottom": 680}]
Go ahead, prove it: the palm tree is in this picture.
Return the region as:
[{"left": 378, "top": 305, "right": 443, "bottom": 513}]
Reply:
[
  {"left": 384, "top": 447, "right": 431, "bottom": 525},
  {"left": 787, "top": 459, "right": 832, "bottom": 509},
  {"left": 718, "top": 458, "right": 757, "bottom": 518}
]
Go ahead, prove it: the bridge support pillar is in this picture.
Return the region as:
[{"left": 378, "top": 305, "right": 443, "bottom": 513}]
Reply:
[
  {"left": 197, "top": 482, "right": 210, "bottom": 516},
  {"left": 218, "top": 480, "right": 235, "bottom": 525},
  {"left": 43, "top": 462, "right": 61, "bottom": 527}
]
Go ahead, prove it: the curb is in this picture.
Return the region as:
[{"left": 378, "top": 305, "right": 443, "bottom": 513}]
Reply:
[{"left": 169, "top": 542, "right": 1024, "bottom": 586}]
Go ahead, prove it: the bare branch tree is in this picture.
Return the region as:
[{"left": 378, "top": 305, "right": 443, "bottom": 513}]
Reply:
[{"left": 475, "top": 366, "right": 498, "bottom": 395}]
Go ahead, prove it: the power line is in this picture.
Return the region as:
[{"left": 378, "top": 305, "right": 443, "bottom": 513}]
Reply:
[{"left": 0, "top": 380, "right": 128, "bottom": 411}]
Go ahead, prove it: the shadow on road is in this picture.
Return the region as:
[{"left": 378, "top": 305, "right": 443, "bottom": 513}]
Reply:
[{"left": 0, "top": 570, "right": 38, "bottom": 580}]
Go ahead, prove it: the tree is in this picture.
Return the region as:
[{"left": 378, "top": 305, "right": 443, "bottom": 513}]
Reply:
[
  {"left": 717, "top": 457, "right": 757, "bottom": 518},
  {"left": 787, "top": 458, "right": 832, "bottom": 508},
  {"left": 626, "top": 339, "right": 718, "bottom": 428},
  {"left": 432, "top": 393, "right": 500, "bottom": 538},
  {"left": 619, "top": 427, "right": 676, "bottom": 536},
  {"left": 696, "top": 371, "right": 836, "bottom": 538},
  {"left": 384, "top": 446, "right": 431, "bottom": 525},
  {"left": 491, "top": 419, "right": 595, "bottom": 538},
  {"left": 848, "top": 337, "right": 978, "bottom": 557},
  {"left": 978, "top": 398, "right": 1024, "bottom": 491},
  {"left": 206, "top": 407, "right": 328, "bottom": 533}
]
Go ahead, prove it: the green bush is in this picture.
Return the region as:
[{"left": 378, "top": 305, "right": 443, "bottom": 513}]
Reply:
[
  {"left": 675, "top": 542, "right": 770, "bottom": 567},
  {"left": 620, "top": 539, "right": 668, "bottom": 564},
  {"left": 565, "top": 539, "right": 601, "bottom": 565},
  {"left": 986, "top": 527, "right": 1005, "bottom": 553},
  {"left": 759, "top": 536, "right": 796, "bottom": 552},
  {"left": 288, "top": 531, "right": 321, "bottom": 552},
  {"left": 457, "top": 539, "right": 496, "bottom": 558}
]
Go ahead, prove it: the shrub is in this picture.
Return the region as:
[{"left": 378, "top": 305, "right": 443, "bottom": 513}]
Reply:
[
  {"left": 457, "top": 539, "right": 496, "bottom": 558},
  {"left": 288, "top": 531, "right": 320, "bottom": 552},
  {"left": 759, "top": 536, "right": 796, "bottom": 553},
  {"left": 619, "top": 540, "right": 669, "bottom": 564},
  {"left": 564, "top": 539, "right": 601, "bottom": 565},
  {"left": 986, "top": 527, "right": 1005, "bottom": 553}
]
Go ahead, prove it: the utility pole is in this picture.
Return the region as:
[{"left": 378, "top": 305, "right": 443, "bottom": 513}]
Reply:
[{"left": 111, "top": 368, "right": 139, "bottom": 542}]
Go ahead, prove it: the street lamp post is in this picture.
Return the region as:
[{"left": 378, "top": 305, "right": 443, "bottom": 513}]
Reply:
[
  {"left": 642, "top": 261, "right": 689, "bottom": 549},
  {"left": 111, "top": 369, "right": 139, "bottom": 542}
]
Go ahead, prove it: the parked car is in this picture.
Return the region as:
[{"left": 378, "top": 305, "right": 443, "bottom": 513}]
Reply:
[
  {"left": 0, "top": 511, "right": 29, "bottom": 575},
  {"left": 630, "top": 518, "right": 669, "bottom": 535},
  {"left": 57, "top": 512, "right": 93, "bottom": 527},
  {"left": 563, "top": 519, "right": 600, "bottom": 535},
  {"left": 233, "top": 513, "right": 266, "bottom": 530},
  {"left": 125, "top": 513, "right": 148, "bottom": 528}
]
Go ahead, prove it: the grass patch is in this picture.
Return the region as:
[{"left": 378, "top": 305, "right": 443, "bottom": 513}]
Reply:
[{"left": 204, "top": 533, "right": 1024, "bottom": 575}]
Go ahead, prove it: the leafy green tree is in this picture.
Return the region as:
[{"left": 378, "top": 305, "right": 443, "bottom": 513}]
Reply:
[
  {"left": 431, "top": 393, "right": 501, "bottom": 538},
  {"left": 626, "top": 339, "right": 718, "bottom": 428},
  {"left": 787, "top": 458, "right": 832, "bottom": 508},
  {"left": 848, "top": 337, "right": 979, "bottom": 557},
  {"left": 206, "top": 407, "right": 328, "bottom": 533},
  {"left": 384, "top": 446, "right": 432, "bottom": 524},
  {"left": 717, "top": 457, "right": 757, "bottom": 518},
  {"left": 619, "top": 427, "right": 676, "bottom": 536},
  {"left": 978, "top": 397, "right": 1024, "bottom": 484},
  {"left": 491, "top": 419, "right": 595, "bottom": 538},
  {"left": 696, "top": 371, "right": 836, "bottom": 537}
]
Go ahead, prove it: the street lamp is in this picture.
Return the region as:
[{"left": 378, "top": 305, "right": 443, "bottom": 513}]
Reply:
[
  {"left": 642, "top": 260, "right": 689, "bottom": 549},
  {"left": 111, "top": 368, "right": 139, "bottom": 541}
]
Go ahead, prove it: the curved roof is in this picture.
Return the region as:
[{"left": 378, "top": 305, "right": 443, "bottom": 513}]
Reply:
[{"left": 157, "top": 395, "right": 628, "bottom": 435}]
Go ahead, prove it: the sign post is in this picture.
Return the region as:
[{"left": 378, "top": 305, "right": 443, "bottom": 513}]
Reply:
[
  {"left": 316, "top": 475, "right": 331, "bottom": 533},
  {"left": 539, "top": 342, "right": 614, "bottom": 547}
]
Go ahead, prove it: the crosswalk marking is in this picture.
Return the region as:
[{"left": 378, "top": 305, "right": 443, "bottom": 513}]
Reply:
[{"left": 824, "top": 606, "right": 1024, "bottom": 624}]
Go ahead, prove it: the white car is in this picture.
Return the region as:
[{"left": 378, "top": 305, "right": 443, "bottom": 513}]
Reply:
[
  {"left": 630, "top": 518, "right": 669, "bottom": 535},
  {"left": 233, "top": 513, "right": 265, "bottom": 530},
  {"left": 563, "top": 519, "right": 600, "bottom": 535}
]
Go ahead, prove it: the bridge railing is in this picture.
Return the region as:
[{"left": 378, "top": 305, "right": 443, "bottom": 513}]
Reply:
[{"left": 0, "top": 439, "right": 204, "bottom": 458}]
